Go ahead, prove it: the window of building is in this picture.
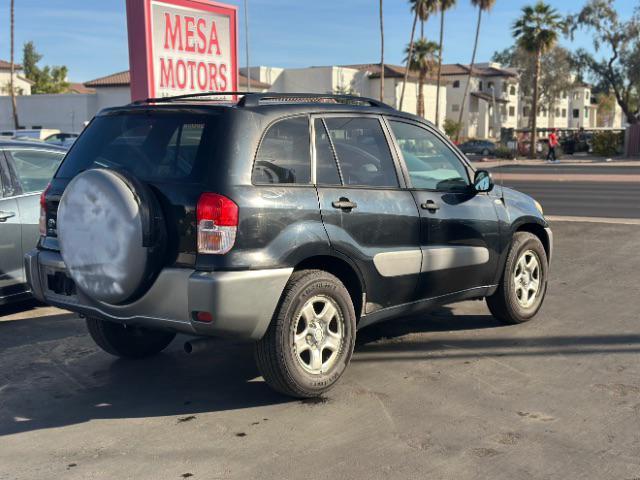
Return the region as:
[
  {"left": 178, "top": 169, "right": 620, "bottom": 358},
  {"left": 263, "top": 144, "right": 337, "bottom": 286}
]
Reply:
[
  {"left": 252, "top": 116, "right": 311, "bottom": 184},
  {"left": 478, "top": 81, "right": 484, "bottom": 91},
  {"left": 488, "top": 81, "right": 494, "bottom": 91},
  {"left": 555, "top": 108, "right": 560, "bottom": 117},
  {"left": 509, "top": 106, "right": 515, "bottom": 117},
  {"left": 573, "top": 109, "right": 580, "bottom": 118},
  {"left": 314, "top": 119, "right": 341, "bottom": 185},
  {"left": 585, "top": 91, "right": 590, "bottom": 100},
  {"left": 451, "top": 104, "right": 460, "bottom": 112},
  {"left": 584, "top": 107, "right": 589, "bottom": 118},
  {"left": 502, "top": 82, "right": 507, "bottom": 93},
  {"left": 501, "top": 106, "right": 507, "bottom": 116},
  {"left": 453, "top": 80, "right": 460, "bottom": 88},
  {"left": 510, "top": 85, "right": 516, "bottom": 96},
  {"left": 562, "top": 108, "right": 567, "bottom": 118},
  {"left": 389, "top": 120, "right": 469, "bottom": 191},
  {"left": 323, "top": 117, "right": 398, "bottom": 188},
  {"left": 574, "top": 92, "right": 579, "bottom": 100},
  {"left": 562, "top": 92, "right": 567, "bottom": 99}
]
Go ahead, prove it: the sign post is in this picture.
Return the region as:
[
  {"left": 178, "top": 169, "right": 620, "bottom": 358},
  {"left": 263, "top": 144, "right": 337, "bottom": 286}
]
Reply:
[{"left": 126, "top": 0, "right": 238, "bottom": 101}]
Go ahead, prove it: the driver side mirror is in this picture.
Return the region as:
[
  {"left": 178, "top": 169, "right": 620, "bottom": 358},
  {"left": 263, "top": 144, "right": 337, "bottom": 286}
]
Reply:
[{"left": 473, "top": 170, "right": 494, "bottom": 193}]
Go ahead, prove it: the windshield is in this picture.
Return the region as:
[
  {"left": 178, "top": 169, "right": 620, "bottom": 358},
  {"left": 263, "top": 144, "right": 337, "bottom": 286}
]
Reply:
[{"left": 56, "top": 111, "right": 222, "bottom": 181}]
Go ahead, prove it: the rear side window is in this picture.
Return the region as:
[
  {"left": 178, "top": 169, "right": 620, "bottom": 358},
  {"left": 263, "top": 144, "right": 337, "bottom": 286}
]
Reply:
[
  {"left": 323, "top": 117, "right": 398, "bottom": 188},
  {"left": 56, "top": 113, "right": 219, "bottom": 181},
  {"left": 252, "top": 116, "right": 311, "bottom": 184},
  {"left": 314, "top": 119, "right": 341, "bottom": 185},
  {"left": 8, "top": 149, "right": 65, "bottom": 193}
]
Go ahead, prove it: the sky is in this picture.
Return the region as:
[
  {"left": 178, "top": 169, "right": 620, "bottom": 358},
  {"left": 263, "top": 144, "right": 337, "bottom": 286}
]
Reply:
[{"left": 0, "top": 0, "right": 637, "bottom": 83}]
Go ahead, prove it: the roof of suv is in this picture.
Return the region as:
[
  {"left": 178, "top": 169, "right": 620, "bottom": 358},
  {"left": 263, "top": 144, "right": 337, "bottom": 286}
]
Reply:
[{"left": 98, "top": 92, "right": 431, "bottom": 127}]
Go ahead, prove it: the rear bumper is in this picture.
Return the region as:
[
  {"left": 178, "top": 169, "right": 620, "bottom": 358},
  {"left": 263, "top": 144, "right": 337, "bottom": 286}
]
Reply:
[{"left": 25, "top": 249, "right": 292, "bottom": 340}]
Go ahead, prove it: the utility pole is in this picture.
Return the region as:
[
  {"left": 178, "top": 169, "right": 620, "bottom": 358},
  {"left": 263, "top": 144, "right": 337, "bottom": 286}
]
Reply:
[
  {"left": 10, "top": 0, "right": 20, "bottom": 129},
  {"left": 244, "top": 0, "right": 251, "bottom": 92}
]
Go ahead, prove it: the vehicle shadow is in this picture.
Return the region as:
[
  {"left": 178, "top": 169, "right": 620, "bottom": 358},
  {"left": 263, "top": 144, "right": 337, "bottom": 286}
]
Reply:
[{"left": 3, "top": 306, "right": 639, "bottom": 437}]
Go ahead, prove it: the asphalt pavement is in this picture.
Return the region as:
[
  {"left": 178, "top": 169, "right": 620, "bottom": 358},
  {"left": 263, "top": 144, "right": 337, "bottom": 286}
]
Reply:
[
  {"left": 484, "top": 161, "right": 640, "bottom": 219},
  {"left": 2, "top": 221, "right": 640, "bottom": 480}
]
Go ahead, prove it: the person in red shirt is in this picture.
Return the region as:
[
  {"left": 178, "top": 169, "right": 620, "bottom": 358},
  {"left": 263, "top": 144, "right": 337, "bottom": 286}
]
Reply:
[{"left": 547, "top": 129, "right": 559, "bottom": 163}]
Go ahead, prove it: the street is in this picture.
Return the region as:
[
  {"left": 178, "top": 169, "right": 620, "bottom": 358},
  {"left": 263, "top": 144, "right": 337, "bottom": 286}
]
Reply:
[
  {"left": 2, "top": 220, "right": 640, "bottom": 480},
  {"left": 488, "top": 161, "right": 640, "bottom": 219}
]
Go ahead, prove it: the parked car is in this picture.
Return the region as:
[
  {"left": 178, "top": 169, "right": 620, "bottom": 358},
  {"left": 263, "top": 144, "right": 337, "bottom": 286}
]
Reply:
[
  {"left": 44, "top": 132, "right": 80, "bottom": 149},
  {"left": 0, "top": 141, "right": 66, "bottom": 304},
  {"left": 0, "top": 129, "right": 61, "bottom": 141},
  {"left": 26, "top": 93, "right": 552, "bottom": 398},
  {"left": 458, "top": 139, "right": 497, "bottom": 156}
]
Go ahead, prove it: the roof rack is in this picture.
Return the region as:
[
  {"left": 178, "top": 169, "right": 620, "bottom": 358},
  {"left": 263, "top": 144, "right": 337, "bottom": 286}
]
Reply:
[
  {"left": 131, "top": 91, "right": 393, "bottom": 109},
  {"left": 237, "top": 92, "right": 393, "bottom": 109}
]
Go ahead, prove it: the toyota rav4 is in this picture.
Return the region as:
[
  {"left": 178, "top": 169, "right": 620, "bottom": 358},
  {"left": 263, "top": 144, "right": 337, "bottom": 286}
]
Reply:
[{"left": 26, "top": 92, "right": 552, "bottom": 398}]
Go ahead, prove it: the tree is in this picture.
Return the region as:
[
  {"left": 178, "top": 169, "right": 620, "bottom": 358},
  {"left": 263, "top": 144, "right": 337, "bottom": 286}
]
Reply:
[
  {"left": 10, "top": 0, "right": 19, "bottom": 129},
  {"left": 379, "top": 0, "right": 385, "bottom": 102},
  {"left": 400, "top": 0, "right": 437, "bottom": 110},
  {"left": 596, "top": 92, "right": 617, "bottom": 128},
  {"left": 443, "top": 118, "right": 462, "bottom": 138},
  {"left": 567, "top": 0, "right": 640, "bottom": 125},
  {"left": 456, "top": 0, "right": 496, "bottom": 141},
  {"left": 434, "top": 0, "right": 457, "bottom": 128},
  {"left": 512, "top": 1, "right": 562, "bottom": 159},
  {"left": 493, "top": 45, "right": 573, "bottom": 130},
  {"left": 22, "top": 41, "right": 70, "bottom": 94},
  {"left": 405, "top": 38, "right": 440, "bottom": 118}
]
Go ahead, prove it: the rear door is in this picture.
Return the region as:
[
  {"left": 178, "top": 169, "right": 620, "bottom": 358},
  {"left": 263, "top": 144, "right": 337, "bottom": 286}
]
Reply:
[
  {"left": 0, "top": 150, "right": 24, "bottom": 297},
  {"left": 314, "top": 115, "right": 421, "bottom": 312},
  {"left": 386, "top": 118, "right": 500, "bottom": 299}
]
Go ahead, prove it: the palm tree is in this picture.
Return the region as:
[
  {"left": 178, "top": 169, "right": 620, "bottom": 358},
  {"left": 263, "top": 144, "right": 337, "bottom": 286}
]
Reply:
[
  {"left": 10, "top": 0, "right": 19, "bottom": 129},
  {"left": 400, "top": 0, "right": 437, "bottom": 110},
  {"left": 513, "top": 1, "right": 562, "bottom": 158},
  {"left": 434, "top": 0, "right": 456, "bottom": 128},
  {"left": 456, "top": 0, "right": 496, "bottom": 141},
  {"left": 405, "top": 38, "right": 440, "bottom": 118},
  {"left": 379, "top": 0, "right": 385, "bottom": 102}
]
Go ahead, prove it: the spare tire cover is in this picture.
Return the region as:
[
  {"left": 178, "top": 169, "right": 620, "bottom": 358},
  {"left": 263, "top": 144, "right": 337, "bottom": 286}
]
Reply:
[{"left": 57, "top": 169, "right": 157, "bottom": 305}]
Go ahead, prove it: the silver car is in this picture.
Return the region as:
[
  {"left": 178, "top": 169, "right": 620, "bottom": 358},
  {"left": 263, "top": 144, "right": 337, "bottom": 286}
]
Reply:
[{"left": 0, "top": 141, "right": 66, "bottom": 304}]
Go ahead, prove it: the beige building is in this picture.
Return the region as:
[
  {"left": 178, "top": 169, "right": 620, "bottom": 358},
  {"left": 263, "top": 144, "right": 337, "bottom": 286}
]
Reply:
[
  {"left": 0, "top": 60, "right": 33, "bottom": 96},
  {"left": 442, "top": 62, "right": 519, "bottom": 139}
]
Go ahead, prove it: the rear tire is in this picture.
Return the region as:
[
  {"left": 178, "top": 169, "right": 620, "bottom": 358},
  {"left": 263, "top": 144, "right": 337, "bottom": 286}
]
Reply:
[
  {"left": 255, "top": 269, "right": 356, "bottom": 398},
  {"left": 487, "top": 232, "right": 548, "bottom": 324},
  {"left": 86, "top": 317, "right": 176, "bottom": 359}
]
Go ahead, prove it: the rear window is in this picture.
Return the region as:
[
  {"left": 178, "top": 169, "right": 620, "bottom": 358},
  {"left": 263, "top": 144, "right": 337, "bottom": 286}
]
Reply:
[{"left": 56, "top": 112, "right": 220, "bottom": 181}]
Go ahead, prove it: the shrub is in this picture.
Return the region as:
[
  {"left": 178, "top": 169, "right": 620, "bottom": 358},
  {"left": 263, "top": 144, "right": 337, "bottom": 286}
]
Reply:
[
  {"left": 592, "top": 131, "right": 624, "bottom": 156},
  {"left": 443, "top": 119, "right": 462, "bottom": 138},
  {"left": 494, "top": 145, "right": 516, "bottom": 159}
]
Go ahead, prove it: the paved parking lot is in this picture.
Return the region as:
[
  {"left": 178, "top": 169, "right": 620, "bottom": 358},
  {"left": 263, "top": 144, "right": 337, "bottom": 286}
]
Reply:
[{"left": 1, "top": 221, "right": 639, "bottom": 480}]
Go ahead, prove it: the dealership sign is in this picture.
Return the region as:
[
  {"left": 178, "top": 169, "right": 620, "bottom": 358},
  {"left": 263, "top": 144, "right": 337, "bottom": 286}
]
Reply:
[{"left": 126, "top": 0, "right": 238, "bottom": 101}]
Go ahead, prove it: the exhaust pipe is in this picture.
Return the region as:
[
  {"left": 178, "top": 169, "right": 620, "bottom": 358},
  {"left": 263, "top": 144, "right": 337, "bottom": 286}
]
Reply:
[{"left": 184, "top": 337, "right": 218, "bottom": 354}]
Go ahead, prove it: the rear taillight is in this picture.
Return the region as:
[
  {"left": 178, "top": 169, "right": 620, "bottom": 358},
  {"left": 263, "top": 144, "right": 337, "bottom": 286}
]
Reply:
[
  {"left": 196, "top": 193, "right": 238, "bottom": 254},
  {"left": 39, "top": 184, "right": 51, "bottom": 236}
]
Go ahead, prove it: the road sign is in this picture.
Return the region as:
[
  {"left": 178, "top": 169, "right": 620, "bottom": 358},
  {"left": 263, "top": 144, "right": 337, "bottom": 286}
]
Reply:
[{"left": 126, "top": 0, "right": 238, "bottom": 101}]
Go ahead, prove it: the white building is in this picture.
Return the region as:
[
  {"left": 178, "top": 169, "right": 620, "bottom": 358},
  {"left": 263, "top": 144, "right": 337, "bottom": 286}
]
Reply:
[
  {"left": 0, "top": 70, "right": 270, "bottom": 131},
  {"left": 0, "top": 59, "right": 33, "bottom": 96},
  {"left": 442, "top": 62, "right": 520, "bottom": 139},
  {"left": 242, "top": 63, "right": 447, "bottom": 126}
]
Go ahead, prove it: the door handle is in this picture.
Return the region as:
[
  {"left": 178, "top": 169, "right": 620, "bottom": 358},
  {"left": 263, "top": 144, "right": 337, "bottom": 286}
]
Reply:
[
  {"left": 332, "top": 198, "right": 358, "bottom": 211},
  {"left": 0, "top": 211, "right": 16, "bottom": 222},
  {"left": 421, "top": 200, "right": 440, "bottom": 212}
]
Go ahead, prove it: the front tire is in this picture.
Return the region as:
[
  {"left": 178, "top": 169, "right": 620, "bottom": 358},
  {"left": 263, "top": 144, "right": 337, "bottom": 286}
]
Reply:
[
  {"left": 86, "top": 317, "right": 176, "bottom": 359},
  {"left": 487, "top": 232, "right": 548, "bottom": 324},
  {"left": 255, "top": 269, "right": 356, "bottom": 398}
]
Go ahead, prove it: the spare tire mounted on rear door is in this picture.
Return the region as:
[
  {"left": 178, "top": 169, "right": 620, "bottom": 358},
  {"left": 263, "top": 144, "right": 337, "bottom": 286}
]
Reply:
[{"left": 57, "top": 168, "right": 166, "bottom": 305}]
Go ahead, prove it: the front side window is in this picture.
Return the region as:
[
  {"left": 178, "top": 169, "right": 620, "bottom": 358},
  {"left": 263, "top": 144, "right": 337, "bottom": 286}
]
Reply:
[
  {"left": 252, "top": 116, "right": 311, "bottom": 184},
  {"left": 323, "top": 117, "right": 398, "bottom": 188},
  {"left": 9, "top": 149, "right": 65, "bottom": 193},
  {"left": 389, "top": 120, "right": 469, "bottom": 191}
]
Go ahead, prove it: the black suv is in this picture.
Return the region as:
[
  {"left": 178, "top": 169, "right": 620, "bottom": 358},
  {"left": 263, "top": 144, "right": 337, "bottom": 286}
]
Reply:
[{"left": 26, "top": 93, "right": 552, "bottom": 398}]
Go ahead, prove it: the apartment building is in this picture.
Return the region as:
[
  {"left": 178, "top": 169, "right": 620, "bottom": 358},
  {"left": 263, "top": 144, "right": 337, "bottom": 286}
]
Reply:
[{"left": 441, "top": 62, "right": 520, "bottom": 139}]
